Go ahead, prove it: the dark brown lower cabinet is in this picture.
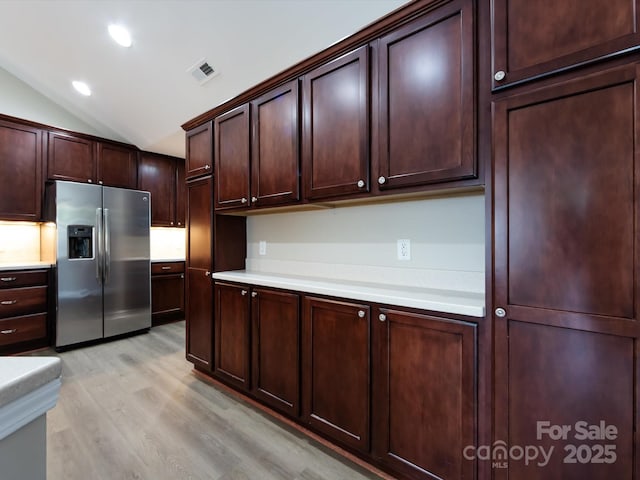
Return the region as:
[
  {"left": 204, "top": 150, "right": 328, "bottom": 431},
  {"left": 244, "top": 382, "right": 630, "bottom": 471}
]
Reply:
[
  {"left": 213, "top": 282, "right": 251, "bottom": 390},
  {"left": 151, "top": 262, "right": 185, "bottom": 325},
  {"left": 372, "top": 307, "right": 476, "bottom": 480},
  {"left": 251, "top": 287, "right": 301, "bottom": 416},
  {"left": 185, "top": 268, "right": 212, "bottom": 369},
  {"left": 302, "top": 296, "right": 371, "bottom": 452}
]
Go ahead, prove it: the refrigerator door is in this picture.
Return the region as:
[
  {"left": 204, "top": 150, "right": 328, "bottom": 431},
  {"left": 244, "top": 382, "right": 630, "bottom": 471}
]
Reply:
[
  {"left": 102, "top": 187, "right": 151, "bottom": 337},
  {"left": 55, "top": 181, "right": 104, "bottom": 347}
]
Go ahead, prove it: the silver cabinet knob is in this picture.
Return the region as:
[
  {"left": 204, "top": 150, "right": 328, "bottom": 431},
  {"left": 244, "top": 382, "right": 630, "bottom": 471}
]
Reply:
[
  {"left": 377, "top": 176, "right": 386, "bottom": 185},
  {"left": 495, "top": 307, "right": 506, "bottom": 318},
  {"left": 357, "top": 179, "right": 365, "bottom": 188},
  {"left": 251, "top": 196, "right": 257, "bottom": 203},
  {"left": 357, "top": 310, "right": 366, "bottom": 318},
  {"left": 177, "top": 222, "right": 181, "bottom": 226},
  {"left": 170, "top": 222, "right": 174, "bottom": 225},
  {"left": 88, "top": 179, "right": 93, "bottom": 183},
  {"left": 251, "top": 291, "right": 257, "bottom": 298},
  {"left": 379, "top": 313, "right": 386, "bottom": 322},
  {"left": 204, "top": 164, "right": 211, "bottom": 170},
  {"left": 98, "top": 180, "right": 103, "bottom": 185},
  {"left": 205, "top": 271, "right": 210, "bottom": 277},
  {"left": 180, "top": 274, "right": 184, "bottom": 279},
  {"left": 241, "top": 290, "right": 248, "bottom": 296},
  {"left": 494, "top": 70, "right": 506, "bottom": 81},
  {"left": 241, "top": 197, "right": 247, "bottom": 204}
]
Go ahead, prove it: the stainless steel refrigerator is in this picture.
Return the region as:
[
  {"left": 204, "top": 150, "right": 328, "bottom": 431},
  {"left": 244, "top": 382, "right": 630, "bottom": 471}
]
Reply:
[{"left": 46, "top": 181, "right": 151, "bottom": 348}]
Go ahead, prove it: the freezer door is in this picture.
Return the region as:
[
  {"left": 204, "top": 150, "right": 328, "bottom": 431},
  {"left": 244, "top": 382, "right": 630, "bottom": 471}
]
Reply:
[
  {"left": 102, "top": 187, "right": 151, "bottom": 337},
  {"left": 55, "top": 181, "right": 104, "bottom": 347}
]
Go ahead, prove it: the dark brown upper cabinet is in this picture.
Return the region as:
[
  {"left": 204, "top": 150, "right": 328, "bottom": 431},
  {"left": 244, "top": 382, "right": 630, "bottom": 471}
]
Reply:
[
  {"left": 214, "top": 104, "right": 251, "bottom": 210},
  {"left": 302, "top": 46, "right": 369, "bottom": 200},
  {"left": 377, "top": 0, "right": 475, "bottom": 191},
  {"left": 47, "top": 131, "right": 96, "bottom": 184},
  {"left": 96, "top": 142, "right": 137, "bottom": 189},
  {"left": 0, "top": 120, "right": 43, "bottom": 221},
  {"left": 175, "top": 158, "right": 185, "bottom": 227},
  {"left": 185, "top": 121, "right": 213, "bottom": 179},
  {"left": 491, "top": 0, "right": 640, "bottom": 88},
  {"left": 251, "top": 80, "right": 300, "bottom": 207},
  {"left": 138, "top": 152, "right": 183, "bottom": 227}
]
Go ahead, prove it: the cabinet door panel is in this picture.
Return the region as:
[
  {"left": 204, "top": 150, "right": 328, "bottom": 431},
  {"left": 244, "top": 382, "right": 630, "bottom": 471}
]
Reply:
[
  {"left": 139, "top": 153, "right": 176, "bottom": 226},
  {"left": 215, "top": 105, "right": 250, "bottom": 210},
  {"left": 47, "top": 132, "right": 95, "bottom": 183},
  {"left": 97, "top": 143, "right": 137, "bottom": 189},
  {"left": 492, "top": 0, "right": 640, "bottom": 87},
  {"left": 303, "top": 46, "right": 369, "bottom": 199},
  {"left": 186, "top": 121, "right": 213, "bottom": 179},
  {"left": 0, "top": 120, "right": 42, "bottom": 220},
  {"left": 151, "top": 273, "right": 184, "bottom": 316},
  {"left": 378, "top": 1, "right": 474, "bottom": 189},
  {"left": 175, "top": 159, "right": 185, "bottom": 227},
  {"left": 496, "top": 68, "right": 635, "bottom": 318},
  {"left": 251, "top": 81, "right": 300, "bottom": 207},
  {"left": 186, "top": 268, "right": 212, "bottom": 369},
  {"left": 373, "top": 308, "right": 476, "bottom": 480},
  {"left": 186, "top": 176, "right": 212, "bottom": 271},
  {"left": 505, "top": 321, "right": 633, "bottom": 479},
  {"left": 252, "top": 288, "right": 300, "bottom": 416},
  {"left": 214, "top": 282, "right": 250, "bottom": 389},
  {"left": 302, "top": 296, "right": 370, "bottom": 451}
]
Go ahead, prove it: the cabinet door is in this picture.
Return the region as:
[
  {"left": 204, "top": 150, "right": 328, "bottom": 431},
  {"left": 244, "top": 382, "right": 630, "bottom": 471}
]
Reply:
[
  {"left": 151, "top": 273, "right": 184, "bottom": 317},
  {"left": 372, "top": 308, "right": 476, "bottom": 480},
  {"left": 186, "top": 176, "right": 212, "bottom": 271},
  {"left": 186, "top": 121, "right": 213, "bottom": 179},
  {"left": 138, "top": 152, "right": 176, "bottom": 226},
  {"left": 97, "top": 142, "right": 137, "bottom": 189},
  {"left": 47, "top": 131, "right": 95, "bottom": 183},
  {"left": 378, "top": 0, "right": 475, "bottom": 190},
  {"left": 252, "top": 288, "right": 300, "bottom": 416},
  {"left": 175, "top": 159, "right": 185, "bottom": 227},
  {"left": 492, "top": 0, "right": 640, "bottom": 88},
  {"left": 214, "top": 282, "right": 251, "bottom": 390},
  {"left": 302, "top": 296, "right": 370, "bottom": 452},
  {"left": 186, "top": 268, "right": 212, "bottom": 369},
  {"left": 251, "top": 80, "right": 300, "bottom": 207},
  {"left": 302, "top": 46, "right": 369, "bottom": 200},
  {"left": 0, "top": 120, "right": 42, "bottom": 221},
  {"left": 493, "top": 65, "right": 639, "bottom": 478},
  {"left": 214, "top": 104, "right": 250, "bottom": 210}
]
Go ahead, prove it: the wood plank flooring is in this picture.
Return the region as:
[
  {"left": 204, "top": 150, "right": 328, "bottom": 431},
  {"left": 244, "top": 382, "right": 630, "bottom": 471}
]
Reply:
[{"left": 28, "top": 322, "right": 383, "bottom": 480}]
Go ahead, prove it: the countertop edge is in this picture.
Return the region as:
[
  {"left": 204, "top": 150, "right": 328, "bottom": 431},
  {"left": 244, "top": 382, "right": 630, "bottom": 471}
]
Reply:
[
  {"left": 0, "top": 377, "right": 61, "bottom": 441},
  {"left": 0, "top": 263, "right": 54, "bottom": 272},
  {"left": 212, "top": 271, "right": 485, "bottom": 318}
]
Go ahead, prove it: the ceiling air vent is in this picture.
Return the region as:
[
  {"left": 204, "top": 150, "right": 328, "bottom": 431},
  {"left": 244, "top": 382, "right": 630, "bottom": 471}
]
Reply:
[{"left": 187, "top": 58, "right": 219, "bottom": 85}]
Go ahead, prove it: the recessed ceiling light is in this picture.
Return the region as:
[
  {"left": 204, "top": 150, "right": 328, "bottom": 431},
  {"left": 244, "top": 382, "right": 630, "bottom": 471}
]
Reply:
[
  {"left": 72, "top": 81, "right": 91, "bottom": 96},
  {"left": 108, "top": 24, "right": 132, "bottom": 48}
]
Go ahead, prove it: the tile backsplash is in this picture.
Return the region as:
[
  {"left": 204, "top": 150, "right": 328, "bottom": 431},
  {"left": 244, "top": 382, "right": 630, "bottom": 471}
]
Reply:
[
  {"left": 150, "top": 227, "right": 185, "bottom": 260},
  {"left": 0, "top": 222, "right": 43, "bottom": 263}
]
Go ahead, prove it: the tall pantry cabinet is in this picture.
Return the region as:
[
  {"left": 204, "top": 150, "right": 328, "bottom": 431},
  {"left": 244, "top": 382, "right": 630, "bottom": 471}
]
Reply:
[{"left": 488, "top": 1, "right": 640, "bottom": 478}]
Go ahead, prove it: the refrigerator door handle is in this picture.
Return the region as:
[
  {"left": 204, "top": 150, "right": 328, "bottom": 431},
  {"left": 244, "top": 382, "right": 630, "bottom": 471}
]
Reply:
[
  {"left": 95, "top": 207, "right": 103, "bottom": 285},
  {"left": 104, "top": 208, "right": 111, "bottom": 284}
]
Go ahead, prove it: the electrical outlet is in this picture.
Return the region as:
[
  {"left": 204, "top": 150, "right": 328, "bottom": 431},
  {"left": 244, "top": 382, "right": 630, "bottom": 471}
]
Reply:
[
  {"left": 397, "top": 239, "right": 411, "bottom": 261},
  {"left": 259, "top": 241, "right": 267, "bottom": 256}
]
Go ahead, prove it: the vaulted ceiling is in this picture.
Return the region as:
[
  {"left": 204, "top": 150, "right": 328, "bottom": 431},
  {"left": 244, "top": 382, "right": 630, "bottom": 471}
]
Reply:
[{"left": 0, "top": 0, "right": 407, "bottom": 157}]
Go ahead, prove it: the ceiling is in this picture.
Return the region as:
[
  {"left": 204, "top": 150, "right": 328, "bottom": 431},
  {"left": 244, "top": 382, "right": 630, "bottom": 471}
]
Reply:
[{"left": 0, "top": 0, "right": 408, "bottom": 158}]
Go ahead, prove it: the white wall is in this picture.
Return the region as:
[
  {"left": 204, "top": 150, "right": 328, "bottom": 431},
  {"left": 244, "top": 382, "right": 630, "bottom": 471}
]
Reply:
[
  {"left": 0, "top": 66, "right": 119, "bottom": 139},
  {"left": 246, "top": 192, "right": 485, "bottom": 293}
]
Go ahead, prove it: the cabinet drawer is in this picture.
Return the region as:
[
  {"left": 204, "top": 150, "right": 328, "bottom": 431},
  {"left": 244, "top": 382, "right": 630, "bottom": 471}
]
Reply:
[
  {"left": 0, "top": 270, "right": 48, "bottom": 288},
  {"left": 151, "top": 262, "right": 185, "bottom": 275},
  {"left": 0, "top": 286, "right": 47, "bottom": 318},
  {"left": 0, "top": 313, "right": 47, "bottom": 346}
]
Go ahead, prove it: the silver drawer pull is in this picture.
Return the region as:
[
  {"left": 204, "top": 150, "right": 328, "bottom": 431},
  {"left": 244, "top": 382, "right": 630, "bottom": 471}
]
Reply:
[
  {"left": 1, "top": 300, "right": 17, "bottom": 305},
  {"left": 1, "top": 329, "right": 16, "bottom": 334},
  {"left": 0, "top": 277, "right": 17, "bottom": 282},
  {"left": 161, "top": 266, "right": 172, "bottom": 270}
]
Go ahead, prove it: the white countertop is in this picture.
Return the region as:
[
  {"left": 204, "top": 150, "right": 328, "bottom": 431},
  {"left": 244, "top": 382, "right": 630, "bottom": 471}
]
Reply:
[
  {"left": 0, "top": 262, "right": 54, "bottom": 272},
  {"left": 0, "top": 356, "right": 62, "bottom": 440},
  {"left": 212, "top": 271, "right": 485, "bottom": 318}
]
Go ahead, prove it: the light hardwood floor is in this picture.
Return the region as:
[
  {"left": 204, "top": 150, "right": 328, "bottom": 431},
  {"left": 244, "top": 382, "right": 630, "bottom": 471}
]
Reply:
[{"left": 29, "top": 322, "right": 382, "bottom": 480}]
